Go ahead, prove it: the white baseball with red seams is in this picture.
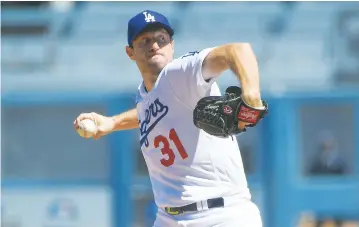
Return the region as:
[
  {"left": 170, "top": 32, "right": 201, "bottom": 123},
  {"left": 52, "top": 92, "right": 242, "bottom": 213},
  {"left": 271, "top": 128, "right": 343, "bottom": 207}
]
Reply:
[{"left": 77, "top": 119, "right": 98, "bottom": 138}]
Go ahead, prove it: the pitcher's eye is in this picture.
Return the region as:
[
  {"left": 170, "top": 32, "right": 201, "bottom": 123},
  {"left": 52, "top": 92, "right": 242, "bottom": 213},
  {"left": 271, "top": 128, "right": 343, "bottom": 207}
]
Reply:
[
  {"left": 158, "top": 36, "right": 165, "bottom": 42},
  {"left": 157, "top": 35, "right": 169, "bottom": 44}
]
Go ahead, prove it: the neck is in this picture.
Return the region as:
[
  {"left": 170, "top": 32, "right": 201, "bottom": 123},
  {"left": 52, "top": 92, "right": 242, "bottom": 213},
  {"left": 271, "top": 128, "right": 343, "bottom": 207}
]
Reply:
[
  {"left": 144, "top": 80, "right": 154, "bottom": 92},
  {"left": 141, "top": 71, "right": 159, "bottom": 92}
]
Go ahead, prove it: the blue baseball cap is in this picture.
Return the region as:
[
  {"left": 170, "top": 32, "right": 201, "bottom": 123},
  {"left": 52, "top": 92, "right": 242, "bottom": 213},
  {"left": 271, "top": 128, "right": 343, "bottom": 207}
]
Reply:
[{"left": 127, "top": 10, "right": 174, "bottom": 46}]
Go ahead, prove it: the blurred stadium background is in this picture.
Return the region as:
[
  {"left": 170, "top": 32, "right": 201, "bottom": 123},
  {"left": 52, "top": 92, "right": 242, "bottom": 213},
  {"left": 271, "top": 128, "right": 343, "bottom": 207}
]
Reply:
[{"left": 1, "top": 1, "right": 359, "bottom": 227}]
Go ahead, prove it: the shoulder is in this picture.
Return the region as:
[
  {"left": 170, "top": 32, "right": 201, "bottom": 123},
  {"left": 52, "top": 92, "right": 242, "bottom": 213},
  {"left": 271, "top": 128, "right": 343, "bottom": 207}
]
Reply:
[
  {"left": 165, "top": 51, "right": 201, "bottom": 69},
  {"left": 178, "top": 50, "right": 201, "bottom": 60},
  {"left": 172, "top": 48, "right": 215, "bottom": 65},
  {"left": 163, "top": 48, "right": 215, "bottom": 73}
]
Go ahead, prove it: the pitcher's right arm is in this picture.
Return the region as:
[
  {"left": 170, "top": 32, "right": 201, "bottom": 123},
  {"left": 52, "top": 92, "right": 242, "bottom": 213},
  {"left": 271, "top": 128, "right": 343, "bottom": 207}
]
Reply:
[
  {"left": 111, "top": 108, "right": 139, "bottom": 131},
  {"left": 74, "top": 108, "right": 139, "bottom": 139}
]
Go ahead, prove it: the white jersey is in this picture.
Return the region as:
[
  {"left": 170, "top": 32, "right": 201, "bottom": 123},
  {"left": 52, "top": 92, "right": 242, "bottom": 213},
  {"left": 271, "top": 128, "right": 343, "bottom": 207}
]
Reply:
[{"left": 136, "top": 48, "right": 250, "bottom": 208}]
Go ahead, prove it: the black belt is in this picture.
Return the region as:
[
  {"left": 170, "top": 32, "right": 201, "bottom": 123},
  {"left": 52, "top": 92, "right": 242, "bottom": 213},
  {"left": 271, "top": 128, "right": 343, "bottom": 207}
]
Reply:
[{"left": 164, "top": 197, "right": 224, "bottom": 215}]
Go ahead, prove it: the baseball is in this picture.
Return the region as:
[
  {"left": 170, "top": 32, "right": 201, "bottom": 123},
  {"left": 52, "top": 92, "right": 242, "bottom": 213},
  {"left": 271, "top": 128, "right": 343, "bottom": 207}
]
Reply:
[{"left": 77, "top": 119, "right": 98, "bottom": 138}]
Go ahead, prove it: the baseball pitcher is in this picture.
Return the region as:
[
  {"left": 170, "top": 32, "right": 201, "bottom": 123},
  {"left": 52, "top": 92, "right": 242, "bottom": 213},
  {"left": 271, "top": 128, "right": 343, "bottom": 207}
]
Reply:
[{"left": 74, "top": 10, "right": 268, "bottom": 227}]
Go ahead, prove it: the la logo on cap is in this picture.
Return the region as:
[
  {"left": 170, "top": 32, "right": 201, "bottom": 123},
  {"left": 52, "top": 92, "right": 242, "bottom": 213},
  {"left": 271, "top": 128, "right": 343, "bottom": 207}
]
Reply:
[{"left": 143, "top": 11, "right": 155, "bottom": 23}]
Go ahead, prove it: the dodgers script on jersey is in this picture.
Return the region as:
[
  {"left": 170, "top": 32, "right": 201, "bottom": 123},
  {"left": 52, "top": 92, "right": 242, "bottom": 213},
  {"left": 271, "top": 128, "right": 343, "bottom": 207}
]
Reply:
[{"left": 136, "top": 48, "right": 251, "bottom": 208}]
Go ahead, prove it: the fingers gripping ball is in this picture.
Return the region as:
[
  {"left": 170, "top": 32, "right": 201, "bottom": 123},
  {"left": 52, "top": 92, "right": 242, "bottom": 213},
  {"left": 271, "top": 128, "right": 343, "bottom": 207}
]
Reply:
[{"left": 77, "top": 119, "right": 98, "bottom": 138}]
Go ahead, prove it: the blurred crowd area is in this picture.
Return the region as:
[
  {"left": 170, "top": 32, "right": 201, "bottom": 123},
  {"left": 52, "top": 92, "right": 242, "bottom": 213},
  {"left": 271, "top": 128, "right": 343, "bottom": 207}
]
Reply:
[
  {"left": 2, "top": 1, "right": 359, "bottom": 92},
  {"left": 1, "top": 1, "right": 359, "bottom": 227},
  {"left": 297, "top": 213, "right": 359, "bottom": 227}
]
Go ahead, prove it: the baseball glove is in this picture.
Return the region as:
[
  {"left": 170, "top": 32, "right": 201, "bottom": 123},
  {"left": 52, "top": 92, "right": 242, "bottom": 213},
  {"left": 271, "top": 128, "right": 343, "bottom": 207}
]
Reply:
[{"left": 193, "top": 86, "right": 268, "bottom": 137}]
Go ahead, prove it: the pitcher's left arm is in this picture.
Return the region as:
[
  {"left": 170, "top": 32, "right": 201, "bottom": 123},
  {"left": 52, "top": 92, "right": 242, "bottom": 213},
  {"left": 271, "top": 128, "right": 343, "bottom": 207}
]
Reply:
[{"left": 202, "top": 43, "right": 263, "bottom": 109}]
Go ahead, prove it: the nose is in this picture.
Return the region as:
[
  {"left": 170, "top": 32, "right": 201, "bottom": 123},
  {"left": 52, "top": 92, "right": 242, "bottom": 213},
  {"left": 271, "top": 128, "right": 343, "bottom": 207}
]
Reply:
[{"left": 150, "top": 41, "right": 160, "bottom": 53}]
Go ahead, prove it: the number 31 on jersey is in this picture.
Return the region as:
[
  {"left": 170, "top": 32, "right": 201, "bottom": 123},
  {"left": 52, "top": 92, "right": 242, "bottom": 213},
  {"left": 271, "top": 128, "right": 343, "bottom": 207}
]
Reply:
[{"left": 154, "top": 128, "right": 188, "bottom": 167}]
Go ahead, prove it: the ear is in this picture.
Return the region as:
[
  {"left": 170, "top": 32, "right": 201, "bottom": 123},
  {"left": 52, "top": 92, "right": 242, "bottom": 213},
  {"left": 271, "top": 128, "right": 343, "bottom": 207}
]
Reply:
[{"left": 126, "top": 46, "right": 135, "bottom": 61}]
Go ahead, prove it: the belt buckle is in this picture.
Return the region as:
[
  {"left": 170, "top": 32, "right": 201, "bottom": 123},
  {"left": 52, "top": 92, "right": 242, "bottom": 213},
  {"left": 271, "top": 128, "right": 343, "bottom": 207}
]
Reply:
[{"left": 165, "top": 207, "right": 180, "bottom": 215}]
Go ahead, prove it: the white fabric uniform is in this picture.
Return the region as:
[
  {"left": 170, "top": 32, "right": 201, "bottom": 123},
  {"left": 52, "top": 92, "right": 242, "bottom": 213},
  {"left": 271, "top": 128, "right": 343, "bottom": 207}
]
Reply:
[{"left": 136, "top": 48, "right": 262, "bottom": 227}]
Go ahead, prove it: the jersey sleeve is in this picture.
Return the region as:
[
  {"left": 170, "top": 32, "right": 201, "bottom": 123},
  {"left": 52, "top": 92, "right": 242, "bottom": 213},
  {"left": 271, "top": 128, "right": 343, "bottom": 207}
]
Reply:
[{"left": 164, "top": 48, "right": 219, "bottom": 107}]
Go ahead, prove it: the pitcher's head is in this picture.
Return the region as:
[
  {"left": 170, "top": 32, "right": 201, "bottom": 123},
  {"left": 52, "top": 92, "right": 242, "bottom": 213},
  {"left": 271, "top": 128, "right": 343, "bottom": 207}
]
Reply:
[{"left": 126, "top": 10, "right": 175, "bottom": 75}]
